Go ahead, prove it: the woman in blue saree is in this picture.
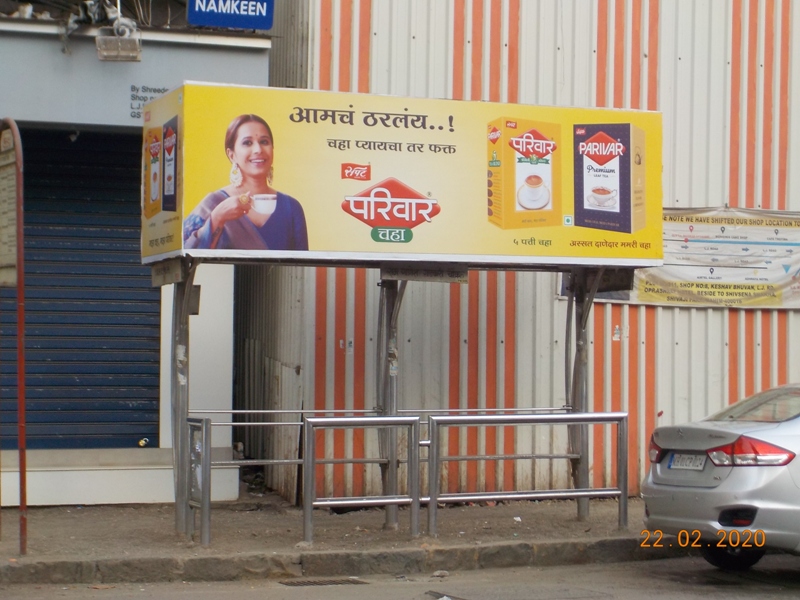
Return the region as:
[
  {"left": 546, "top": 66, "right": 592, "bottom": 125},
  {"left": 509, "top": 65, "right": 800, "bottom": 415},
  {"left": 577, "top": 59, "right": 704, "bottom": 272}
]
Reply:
[{"left": 183, "top": 114, "right": 308, "bottom": 251}]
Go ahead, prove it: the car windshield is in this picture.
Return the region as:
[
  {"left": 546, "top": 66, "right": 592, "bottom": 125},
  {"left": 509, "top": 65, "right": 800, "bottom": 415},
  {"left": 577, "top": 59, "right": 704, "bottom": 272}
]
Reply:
[{"left": 706, "top": 387, "right": 800, "bottom": 422}]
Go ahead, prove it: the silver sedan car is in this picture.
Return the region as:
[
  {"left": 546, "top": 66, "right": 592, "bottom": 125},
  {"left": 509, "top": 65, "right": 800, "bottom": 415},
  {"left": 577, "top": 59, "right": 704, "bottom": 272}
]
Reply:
[{"left": 641, "top": 383, "right": 800, "bottom": 570}]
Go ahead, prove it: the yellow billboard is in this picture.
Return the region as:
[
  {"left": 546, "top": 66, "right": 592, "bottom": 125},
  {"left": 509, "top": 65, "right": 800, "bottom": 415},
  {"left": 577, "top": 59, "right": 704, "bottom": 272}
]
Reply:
[{"left": 141, "top": 82, "right": 663, "bottom": 267}]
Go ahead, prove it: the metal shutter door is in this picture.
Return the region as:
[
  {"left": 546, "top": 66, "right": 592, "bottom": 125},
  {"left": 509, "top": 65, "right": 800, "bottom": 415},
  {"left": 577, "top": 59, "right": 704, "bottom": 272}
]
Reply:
[{"left": 0, "top": 129, "right": 160, "bottom": 449}]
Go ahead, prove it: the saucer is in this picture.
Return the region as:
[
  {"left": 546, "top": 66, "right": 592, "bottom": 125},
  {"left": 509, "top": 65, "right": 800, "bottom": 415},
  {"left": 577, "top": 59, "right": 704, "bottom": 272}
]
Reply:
[
  {"left": 586, "top": 194, "right": 618, "bottom": 209},
  {"left": 517, "top": 185, "right": 550, "bottom": 210}
]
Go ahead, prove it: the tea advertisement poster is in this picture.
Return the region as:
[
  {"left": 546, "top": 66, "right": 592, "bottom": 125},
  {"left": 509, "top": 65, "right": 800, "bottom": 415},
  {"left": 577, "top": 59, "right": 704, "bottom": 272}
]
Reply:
[
  {"left": 614, "top": 207, "right": 800, "bottom": 309},
  {"left": 141, "top": 82, "right": 663, "bottom": 268}
]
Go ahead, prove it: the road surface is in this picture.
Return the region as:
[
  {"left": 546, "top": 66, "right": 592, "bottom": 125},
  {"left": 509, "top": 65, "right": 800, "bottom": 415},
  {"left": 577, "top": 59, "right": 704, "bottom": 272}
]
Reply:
[{"left": 3, "top": 554, "right": 800, "bottom": 599}]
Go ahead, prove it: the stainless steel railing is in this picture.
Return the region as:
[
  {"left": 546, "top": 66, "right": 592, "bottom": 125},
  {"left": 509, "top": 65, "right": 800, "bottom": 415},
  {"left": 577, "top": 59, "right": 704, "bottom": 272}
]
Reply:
[
  {"left": 184, "top": 409, "right": 628, "bottom": 545},
  {"left": 426, "top": 412, "right": 628, "bottom": 536},
  {"left": 302, "top": 416, "right": 421, "bottom": 544}
]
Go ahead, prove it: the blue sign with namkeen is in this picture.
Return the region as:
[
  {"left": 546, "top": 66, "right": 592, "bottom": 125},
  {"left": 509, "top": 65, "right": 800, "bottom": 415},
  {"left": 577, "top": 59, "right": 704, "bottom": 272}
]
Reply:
[{"left": 187, "top": 0, "right": 273, "bottom": 30}]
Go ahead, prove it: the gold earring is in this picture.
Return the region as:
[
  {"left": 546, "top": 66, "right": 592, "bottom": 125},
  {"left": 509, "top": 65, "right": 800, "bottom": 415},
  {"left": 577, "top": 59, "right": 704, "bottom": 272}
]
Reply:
[{"left": 230, "top": 163, "right": 242, "bottom": 187}]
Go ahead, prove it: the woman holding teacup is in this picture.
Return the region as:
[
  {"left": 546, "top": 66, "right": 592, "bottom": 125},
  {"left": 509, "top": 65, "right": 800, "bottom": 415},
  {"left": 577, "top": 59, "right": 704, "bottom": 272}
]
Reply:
[{"left": 183, "top": 114, "right": 309, "bottom": 250}]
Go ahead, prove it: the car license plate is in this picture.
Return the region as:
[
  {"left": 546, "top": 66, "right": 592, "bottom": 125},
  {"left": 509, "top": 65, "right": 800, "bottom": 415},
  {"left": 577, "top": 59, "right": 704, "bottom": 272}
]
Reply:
[{"left": 668, "top": 453, "right": 706, "bottom": 470}]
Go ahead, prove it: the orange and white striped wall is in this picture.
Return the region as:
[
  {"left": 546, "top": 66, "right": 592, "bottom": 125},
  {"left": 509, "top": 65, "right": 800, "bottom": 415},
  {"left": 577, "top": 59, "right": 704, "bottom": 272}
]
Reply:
[{"left": 258, "top": 0, "right": 800, "bottom": 499}]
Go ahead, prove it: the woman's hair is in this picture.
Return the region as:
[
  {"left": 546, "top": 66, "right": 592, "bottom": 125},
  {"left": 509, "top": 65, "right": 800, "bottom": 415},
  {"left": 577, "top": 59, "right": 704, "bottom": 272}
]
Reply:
[{"left": 224, "top": 114, "right": 274, "bottom": 152}]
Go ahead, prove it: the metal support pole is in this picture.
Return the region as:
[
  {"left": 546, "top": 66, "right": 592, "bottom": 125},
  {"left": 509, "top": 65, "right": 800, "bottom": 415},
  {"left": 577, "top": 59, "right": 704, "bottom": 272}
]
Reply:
[
  {"left": 564, "top": 273, "right": 574, "bottom": 408},
  {"left": 388, "top": 280, "right": 407, "bottom": 529},
  {"left": 409, "top": 417, "right": 421, "bottom": 537},
  {"left": 427, "top": 417, "right": 440, "bottom": 537},
  {"left": 385, "top": 336, "right": 399, "bottom": 528},
  {"left": 199, "top": 418, "right": 212, "bottom": 546},
  {"left": 4, "top": 118, "right": 27, "bottom": 555},
  {"left": 302, "top": 417, "right": 315, "bottom": 543},
  {"left": 378, "top": 279, "right": 406, "bottom": 530},
  {"left": 617, "top": 416, "right": 628, "bottom": 529},
  {"left": 375, "top": 282, "right": 387, "bottom": 411},
  {"left": 172, "top": 258, "right": 198, "bottom": 534},
  {"left": 569, "top": 269, "right": 590, "bottom": 520},
  {"left": 376, "top": 281, "right": 392, "bottom": 527},
  {"left": 569, "top": 268, "right": 604, "bottom": 521}
]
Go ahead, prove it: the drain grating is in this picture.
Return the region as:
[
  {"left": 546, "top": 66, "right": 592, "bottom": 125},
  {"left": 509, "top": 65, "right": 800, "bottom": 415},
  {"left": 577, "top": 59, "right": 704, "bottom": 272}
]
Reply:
[{"left": 279, "top": 578, "right": 369, "bottom": 587}]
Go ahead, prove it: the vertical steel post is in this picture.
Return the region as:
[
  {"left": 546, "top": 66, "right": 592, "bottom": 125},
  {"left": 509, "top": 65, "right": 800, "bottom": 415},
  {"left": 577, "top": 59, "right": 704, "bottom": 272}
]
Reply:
[
  {"left": 617, "top": 415, "right": 628, "bottom": 529},
  {"left": 375, "top": 282, "right": 387, "bottom": 523},
  {"left": 200, "top": 417, "right": 212, "bottom": 546},
  {"left": 427, "top": 417, "right": 440, "bottom": 537},
  {"left": 571, "top": 268, "right": 605, "bottom": 521},
  {"left": 172, "top": 278, "right": 187, "bottom": 533},
  {"left": 564, "top": 274, "right": 574, "bottom": 408},
  {"left": 570, "top": 270, "right": 590, "bottom": 520},
  {"left": 387, "top": 280, "right": 407, "bottom": 529},
  {"left": 172, "top": 258, "right": 197, "bottom": 534},
  {"left": 385, "top": 347, "right": 399, "bottom": 528},
  {"left": 375, "top": 283, "right": 386, "bottom": 410},
  {"left": 302, "top": 417, "right": 315, "bottom": 543},
  {"left": 378, "top": 280, "right": 399, "bottom": 529},
  {"left": 15, "top": 151, "right": 26, "bottom": 554},
  {"left": 408, "top": 418, "right": 420, "bottom": 537}
]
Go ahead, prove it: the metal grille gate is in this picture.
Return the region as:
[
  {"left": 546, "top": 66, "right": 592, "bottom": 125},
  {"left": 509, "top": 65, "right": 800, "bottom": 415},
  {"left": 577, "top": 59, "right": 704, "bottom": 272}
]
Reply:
[{"left": 0, "top": 128, "right": 160, "bottom": 449}]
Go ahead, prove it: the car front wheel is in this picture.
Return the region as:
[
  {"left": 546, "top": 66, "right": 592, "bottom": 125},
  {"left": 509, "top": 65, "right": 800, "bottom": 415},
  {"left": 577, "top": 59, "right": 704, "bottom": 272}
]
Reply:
[{"left": 700, "top": 544, "right": 766, "bottom": 571}]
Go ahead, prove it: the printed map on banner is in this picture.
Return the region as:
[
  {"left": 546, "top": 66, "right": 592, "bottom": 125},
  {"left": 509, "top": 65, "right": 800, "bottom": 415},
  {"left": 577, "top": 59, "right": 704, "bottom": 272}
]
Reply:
[{"left": 624, "top": 207, "right": 800, "bottom": 309}]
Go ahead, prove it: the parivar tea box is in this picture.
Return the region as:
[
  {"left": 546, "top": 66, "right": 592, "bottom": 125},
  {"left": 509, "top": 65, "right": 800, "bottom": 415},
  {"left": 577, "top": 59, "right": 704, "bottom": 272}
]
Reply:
[
  {"left": 573, "top": 123, "right": 645, "bottom": 234},
  {"left": 161, "top": 116, "right": 178, "bottom": 212},
  {"left": 487, "top": 118, "right": 562, "bottom": 229},
  {"left": 143, "top": 127, "right": 162, "bottom": 219}
]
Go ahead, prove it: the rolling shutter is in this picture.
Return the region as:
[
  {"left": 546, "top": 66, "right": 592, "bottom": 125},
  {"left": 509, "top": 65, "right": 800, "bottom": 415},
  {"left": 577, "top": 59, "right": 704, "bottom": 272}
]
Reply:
[{"left": 0, "top": 128, "right": 160, "bottom": 449}]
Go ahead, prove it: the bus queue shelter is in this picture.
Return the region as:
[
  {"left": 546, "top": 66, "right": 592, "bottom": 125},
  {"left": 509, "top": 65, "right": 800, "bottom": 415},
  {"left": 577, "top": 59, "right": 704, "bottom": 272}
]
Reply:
[{"left": 140, "top": 83, "right": 663, "bottom": 535}]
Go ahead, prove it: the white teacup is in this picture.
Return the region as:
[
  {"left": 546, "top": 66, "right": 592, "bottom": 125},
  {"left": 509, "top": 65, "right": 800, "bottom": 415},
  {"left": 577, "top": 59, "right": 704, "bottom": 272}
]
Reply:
[
  {"left": 518, "top": 174, "right": 549, "bottom": 209},
  {"left": 589, "top": 187, "right": 617, "bottom": 207},
  {"left": 251, "top": 193, "right": 277, "bottom": 215}
]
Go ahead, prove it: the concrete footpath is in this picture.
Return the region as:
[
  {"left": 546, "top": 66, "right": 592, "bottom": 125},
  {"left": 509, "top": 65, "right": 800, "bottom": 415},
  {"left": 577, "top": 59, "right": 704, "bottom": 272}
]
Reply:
[{"left": 0, "top": 495, "right": 688, "bottom": 584}]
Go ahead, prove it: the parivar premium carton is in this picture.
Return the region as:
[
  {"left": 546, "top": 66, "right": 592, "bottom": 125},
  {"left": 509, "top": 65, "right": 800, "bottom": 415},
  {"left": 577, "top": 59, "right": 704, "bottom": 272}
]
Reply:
[
  {"left": 487, "top": 118, "right": 562, "bottom": 229},
  {"left": 573, "top": 123, "right": 645, "bottom": 233}
]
